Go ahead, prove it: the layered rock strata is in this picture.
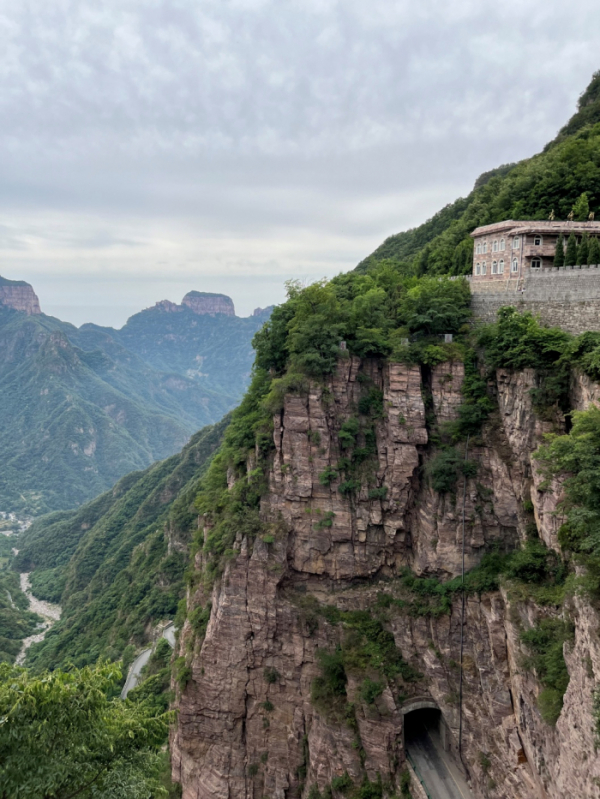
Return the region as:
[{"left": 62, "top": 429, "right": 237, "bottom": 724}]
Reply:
[
  {"left": 0, "top": 277, "right": 41, "bottom": 314},
  {"left": 172, "top": 358, "right": 600, "bottom": 799}
]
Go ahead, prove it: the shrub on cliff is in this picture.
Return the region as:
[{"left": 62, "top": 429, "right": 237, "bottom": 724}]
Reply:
[
  {"left": 535, "top": 405, "right": 600, "bottom": 567},
  {"left": 478, "top": 307, "right": 570, "bottom": 371},
  {"left": 520, "top": 618, "right": 573, "bottom": 725}
]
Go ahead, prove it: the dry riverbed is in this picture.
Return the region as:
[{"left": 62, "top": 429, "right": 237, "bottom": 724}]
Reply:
[{"left": 16, "top": 572, "right": 62, "bottom": 665}]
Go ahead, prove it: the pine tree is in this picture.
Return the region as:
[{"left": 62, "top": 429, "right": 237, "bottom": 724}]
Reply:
[
  {"left": 565, "top": 233, "right": 578, "bottom": 265},
  {"left": 553, "top": 235, "right": 565, "bottom": 267},
  {"left": 572, "top": 192, "right": 590, "bottom": 221},
  {"left": 589, "top": 237, "right": 600, "bottom": 266},
  {"left": 577, "top": 232, "right": 590, "bottom": 265}
]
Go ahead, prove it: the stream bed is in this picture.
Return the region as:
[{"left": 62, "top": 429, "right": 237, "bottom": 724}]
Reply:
[{"left": 16, "top": 572, "right": 62, "bottom": 665}]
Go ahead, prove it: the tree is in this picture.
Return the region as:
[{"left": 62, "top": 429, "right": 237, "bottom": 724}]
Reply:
[
  {"left": 565, "top": 233, "right": 578, "bottom": 266},
  {"left": 589, "top": 237, "right": 600, "bottom": 266},
  {"left": 0, "top": 662, "right": 171, "bottom": 799},
  {"left": 553, "top": 235, "right": 565, "bottom": 267},
  {"left": 398, "top": 276, "right": 471, "bottom": 336},
  {"left": 577, "top": 232, "right": 590, "bottom": 265},
  {"left": 571, "top": 192, "right": 590, "bottom": 222}
]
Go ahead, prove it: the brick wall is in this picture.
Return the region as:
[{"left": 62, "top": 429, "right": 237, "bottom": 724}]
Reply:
[{"left": 465, "top": 265, "right": 600, "bottom": 334}]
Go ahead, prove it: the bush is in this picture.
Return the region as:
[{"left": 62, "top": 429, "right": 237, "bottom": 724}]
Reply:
[
  {"left": 478, "top": 308, "right": 570, "bottom": 372},
  {"left": 521, "top": 617, "right": 573, "bottom": 725},
  {"left": 427, "top": 448, "right": 461, "bottom": 493},
  {"left": 331, "top": 773, "right": 353, "bottom": 794},
  {"left": 339, "top": 418, "right": 360, "bottom": 449},
  {"left": 263, "top": 667, "right": 280, "bottom": 684},
  {"left": 319, "top": 467, "right": 338, "bottom": 486},
  {"left": 359, "top": 677, "right": 384, "bottom": 705},
  {"left": 311, "top": 648, "right": 347, "bottom": 709}
]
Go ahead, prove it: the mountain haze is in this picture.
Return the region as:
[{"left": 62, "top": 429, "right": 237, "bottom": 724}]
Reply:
[{"left": 0, "top": 284, "right": 270, "bottom": 515}]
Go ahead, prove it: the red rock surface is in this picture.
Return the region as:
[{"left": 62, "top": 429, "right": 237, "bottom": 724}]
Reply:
[
  {"left": 0, "top": 283, "right": 41, "bottom": 314},
  {"left": 171, "top": 357, "right": 600, "bottom": 799}
]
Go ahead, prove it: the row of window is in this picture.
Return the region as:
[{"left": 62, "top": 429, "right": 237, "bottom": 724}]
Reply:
[
  {"left": 475, "top": 257, "right": 542, "bottom": 275},
  {"left": 475, "top": 259, "right": 521, "bottom": 275},
  {"left": 475, "top": 235, "right": 543, "bottom": 255}
]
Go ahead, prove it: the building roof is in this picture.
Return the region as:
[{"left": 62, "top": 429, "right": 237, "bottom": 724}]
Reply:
[{"left": 471, "top": 220, "right": 600, "bottom": 238}]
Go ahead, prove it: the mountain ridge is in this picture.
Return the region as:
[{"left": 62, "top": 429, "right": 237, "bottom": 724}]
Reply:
[{"left": 0, "top": 286, "right": 271, "bottom": 514}]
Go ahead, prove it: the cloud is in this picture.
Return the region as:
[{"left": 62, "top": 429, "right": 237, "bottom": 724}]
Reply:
[{"left": 0, "top": 0, "right": 598, "bottom": 324}]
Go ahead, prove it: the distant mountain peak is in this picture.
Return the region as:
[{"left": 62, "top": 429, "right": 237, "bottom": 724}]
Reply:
[
  {"left": 181, "top": 292, "right": 235, "bottom": 316},
  {"left": 152, "top": 292, "right": 236, "bottom": 317},
  {"left": 0, "top": 275, "right": 41, "bottom": 315}
]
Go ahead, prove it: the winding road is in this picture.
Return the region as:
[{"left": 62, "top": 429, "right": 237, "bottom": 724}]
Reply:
[{"left": 121, "top": 622, "right": 176, "bottom": 699}]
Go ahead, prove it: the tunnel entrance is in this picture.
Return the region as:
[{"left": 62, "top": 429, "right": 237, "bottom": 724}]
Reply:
[
  {"left": 402, "top": 704, "right": 473, "bottom": 799},
  {"left": 404, "top": 707, "right": 445, "bottom": 749}
]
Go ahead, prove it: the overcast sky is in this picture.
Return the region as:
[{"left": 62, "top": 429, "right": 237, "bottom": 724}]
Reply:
[{"left": 0, "top": 0, "right": 599, "bottom": 326}]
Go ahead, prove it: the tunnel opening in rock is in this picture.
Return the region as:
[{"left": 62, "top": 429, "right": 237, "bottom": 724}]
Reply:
[
  {"left": 404, "top": 706, "right": 442, "bottom": 746},
  {"left": 403, "top": 705, "right": 473, "bottom": 799}
]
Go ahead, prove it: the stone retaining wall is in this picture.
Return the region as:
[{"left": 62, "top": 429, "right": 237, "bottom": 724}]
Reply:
[{"left": 466, "top": 266, "right": 600, "bottom": 333}]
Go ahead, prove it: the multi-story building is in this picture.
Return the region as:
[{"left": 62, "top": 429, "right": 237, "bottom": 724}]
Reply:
[{"left": 470, "top": 220, "right": 600, "bottom": 281}]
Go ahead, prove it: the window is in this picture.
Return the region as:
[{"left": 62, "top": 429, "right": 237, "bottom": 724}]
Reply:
[
  {"left": 531, "top": 259, "right": 541, "bottom": 269},
  {"left": 475, "top": 263, "right": 481, "bottom": 275},
  {"left": 500, "top": 238, "right": 505, "bottom": 251},
  {"left": 511, "top": 258, "right": 519, "bottom": 273},
  {"left": 493, "top": 240, "right": 498, "bottom": 253},
  {"left": 534, "top": 236, "right": 542, "bottom": 246},
  {"left": 513, "top": 237, "right": 521, "bottom": 250},
  {"left": 499, "top": 259, "right": 505, "bottom": 273},
  {"left": 481, "top": 262, "right": 487, "bottom": 275},
  {"left": 492, "top": 260, "right": 498, "bottom": 274},
  {"left": 475, "top": 242, "right": 481, "bottom": 255},
  {"left": 483, "top": 241, "right": 488, "bottom": 253}
]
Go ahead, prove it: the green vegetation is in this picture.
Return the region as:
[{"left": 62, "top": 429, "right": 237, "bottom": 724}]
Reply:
[
  {"left": 193, "top": 270, "right": 473, "bottom": 582},
  {"left": 378, "top": 539, "right": 566, "bottom": 618},
  {"left": 16, "top": 418, "right": 226, "bottom": 671},
  {"left": 309, "top": 603, "right": 420, "bottom": 719},
  {"left": 357, "top": 71, "right": 600, "bottom": 276},
  {"left": 0, "top": 661, "right": 170, "bottom": 798},
  {"left": 128, "top": 638, "right": 174, "bottom": 716},
  {"left": 536, "top": 404, "right": 600, "bottom": 597},
  {"left": 476, "top": 307, "right": 600, "bottom": 418},
  {"left": 0, "top": 568, "right": 41, "bottom": 663},
  {"left": 0, "top": 297, "right": 269, "bottom": 515},
  {"left": 520, "top": 618, "right": 573, "bottom": 725}
]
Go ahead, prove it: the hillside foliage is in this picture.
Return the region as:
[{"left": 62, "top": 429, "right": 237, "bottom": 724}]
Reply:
[{"left": 15, "top": 418, "right": 227, "bottom": 671}]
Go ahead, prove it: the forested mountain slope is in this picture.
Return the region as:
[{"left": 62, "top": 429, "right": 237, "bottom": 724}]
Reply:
[
  {"left": 357, "top": 70, "right": 600, "bottom": 276},
  {"left": 0, "top": 293, "right": 269, "bottom": 515},
  {"left": 14, "top": 416, "right": 227, "bottom": 670}
]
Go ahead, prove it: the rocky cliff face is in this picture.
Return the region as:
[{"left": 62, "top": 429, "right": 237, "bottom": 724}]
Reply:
[
  {"left": 0, "top": 277, "right": 41, "bottom": 315},
  {"left": 171, "top": 357, "right": 600, "bottom": 799},
  {"left": 181, "top": 292, "right": 235, "bottom": 316}
]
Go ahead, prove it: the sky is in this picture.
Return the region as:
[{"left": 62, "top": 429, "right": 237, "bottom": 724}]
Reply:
[{"left": 0, "top": 0, "right": 599, "bottom": 327}]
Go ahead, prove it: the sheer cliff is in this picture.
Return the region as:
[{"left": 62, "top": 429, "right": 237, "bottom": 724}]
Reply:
[{"left": 171, "top": 355, "right": 600, "bottom": 799}]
